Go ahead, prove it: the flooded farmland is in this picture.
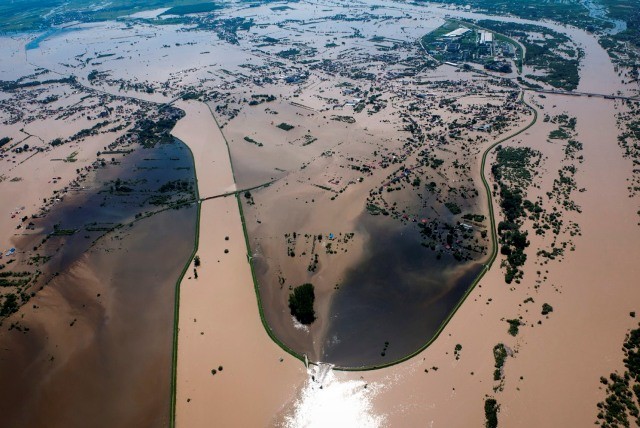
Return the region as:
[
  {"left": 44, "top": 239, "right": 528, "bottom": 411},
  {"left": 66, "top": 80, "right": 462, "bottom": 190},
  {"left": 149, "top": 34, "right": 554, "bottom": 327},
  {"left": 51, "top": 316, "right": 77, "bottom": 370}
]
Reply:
[{"left": 0, "top": 139, "right": 197, "bottom": 427}]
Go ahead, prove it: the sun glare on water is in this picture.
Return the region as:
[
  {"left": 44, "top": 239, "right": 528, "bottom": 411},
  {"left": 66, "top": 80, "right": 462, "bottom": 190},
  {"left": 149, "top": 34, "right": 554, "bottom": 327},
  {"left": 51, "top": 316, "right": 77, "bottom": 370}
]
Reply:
[{"left": 284, "top": 364, "right": 386, "bottom": 428}]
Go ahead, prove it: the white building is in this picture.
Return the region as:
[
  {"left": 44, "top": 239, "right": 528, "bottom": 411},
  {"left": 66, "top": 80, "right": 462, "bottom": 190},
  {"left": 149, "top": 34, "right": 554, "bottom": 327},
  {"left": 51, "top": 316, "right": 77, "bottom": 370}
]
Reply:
[
  {"left": 479, "top": 31, "right": 493, "bottom": 44},
  {"left": 443, "top": 27, "right": 470, "bottom": 38}
]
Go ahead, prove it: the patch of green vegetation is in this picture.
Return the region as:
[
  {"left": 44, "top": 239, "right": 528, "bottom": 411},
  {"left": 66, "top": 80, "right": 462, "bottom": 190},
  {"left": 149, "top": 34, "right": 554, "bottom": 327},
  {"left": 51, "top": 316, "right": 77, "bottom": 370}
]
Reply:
[
  {"left": 597, "top": 7, "right": 640, "bottom": 80},
  {"left": 270, "top": 5, "right": 293, "bottom": 12},
  {"left": 507, "top": 318, "right": 521, "bottom": 336},
  {"left": 181, "top": 91, "right": 203, "bottom": 101},
  {"left": 541, "top": 303, "right": 554, "bottom": 315},
  {"left": 301, "top": 134, "right": 317, "bottom": 146},
  {"left": 243, "top": 190, "right": 255, "bottom": 205},
  {"left": 110, "top": 178, "right": 133, "bottom": 193},
  {"left": 243, "top": 136, "right": 264, "bottom": 147},
  {"left": 596, "top": 323, "right": 640, "bottom": 426},
  {"left": 160, "top": 2, "right": 221, "bottom": 16},
  {"left": 380, "top": 340, "right": 390, "bottom": 357},
  {"left": 445, "top": 201, "right": 462, "bottom": 215},
  {"left": 0, "top": 271, "right": 32, "bottom": 288},
  {"left": 492, "top": 146, "right": 541, "bottom": 283},
  {"left": 52, "top": 224, "right": 76, "bottom": 236},
  {"left": 51, "top": 229, "right": 76, "bottom": 236},
  {"left": 148, "top": 195, "right": 171, "bottom": 206},
  {"left": 68, "top": 120, "right": 110, "bottom": 142},
  {"left": 331, "top": 115, "right": 356, "bottom": 124},
  {"left": 536, "top": 247, "right": 564, "bottom": 260},
  {"left": 493, "top": 343, "right": 507, "bottom": 381},
  {"left": 462, "top": 213, "right": 486, "bottom": 222},
  {"left": 429, "top": 158, "right": 444, "bottom": 168},
  {"left": 454, "top": 343, "right": 462, "bottom": 360},
  {"left": 158, "top": 179, "right": 193, "bottom": 193},
  {"left": 1, "top": 76, "right": 76, "bottom": 91},
  {"left": 493, "top": 146, "right": 539, "bottom": 184},
  {"left": 64, "top": 151, "right": 78, "bottom": 162},
  {"left": 288, "top": 283, "right": 316, "bottom": 325},
  {"left": 28, "top": 254, "right": 51, "bottom": 266},
  {"left": 134, "top": 108, "right": 184, "bottom": 148},
  {"left": 416, "top": 0, "right": 600, "bottom": 33},
  {"left": 0, "top": 293, "right": 19, "bottom": 317},
  {"left": 549, "top": 128, "right": 571, "bottom": 140},
  {"left": 565, "top": 140, "right": 583, "bottom": 158},
  {"left": 366, "top": 203, "right": 388, "bottom": 216},
  {"left": 599, "top": 0, "right": 640, "bottom": 52},
  {"left": 516, "top": 76, "right": 544, "bottom": 90},
  {"left": 498, "top": 214, "right": 529, "bottom": 283},
  {"left": 248, "top": 94, "right": 276, "bottom": 106},
  {"left": 276, "top": 122, "right": 295, "bottom": 131},
  {"left": 276, "top": 48, "right": 300, "bottom": 59},
  {"left": 0, "top": 0, "right": 212, "bottom": 33},
  {"left": 312, "top": 184, "right": 333, "bottom": 192},
  {"left": 484, "top": 398, "right": 499, "bottom": 428}
]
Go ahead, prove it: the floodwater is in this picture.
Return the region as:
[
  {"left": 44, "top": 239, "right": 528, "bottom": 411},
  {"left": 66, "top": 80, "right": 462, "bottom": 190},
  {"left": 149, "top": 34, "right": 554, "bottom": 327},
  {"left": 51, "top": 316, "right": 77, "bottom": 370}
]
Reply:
[
  {"left": 0, "top": 139, "right": 197, "bottom": 427},
  {"left": 283, "top": 363, "right": 385, "bottom": 428},
  {"left": 580, "top": 0, "right": 627, "bottom": 35},
  {"left": 322, "top": 213, "right": 484, "bottom": 368},
  {"left": 25, "top": 27, "right": 82, "bottom": 50}
]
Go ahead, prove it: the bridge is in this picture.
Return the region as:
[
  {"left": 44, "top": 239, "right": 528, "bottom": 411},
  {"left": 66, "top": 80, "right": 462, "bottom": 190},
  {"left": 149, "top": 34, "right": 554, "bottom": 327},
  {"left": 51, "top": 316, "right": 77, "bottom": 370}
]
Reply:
[{"left": 533, "top": 89, "right": 640, "bottom": 103}]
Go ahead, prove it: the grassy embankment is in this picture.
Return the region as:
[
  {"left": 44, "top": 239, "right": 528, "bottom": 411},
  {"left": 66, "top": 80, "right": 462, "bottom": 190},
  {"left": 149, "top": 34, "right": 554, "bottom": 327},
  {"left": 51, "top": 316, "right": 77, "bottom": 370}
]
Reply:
[
  {"left": 168, "top": 134, "right": 200, "bottom": 428},
  {"left": 203, "top": 104, "right": 306, "bottom": 362}
]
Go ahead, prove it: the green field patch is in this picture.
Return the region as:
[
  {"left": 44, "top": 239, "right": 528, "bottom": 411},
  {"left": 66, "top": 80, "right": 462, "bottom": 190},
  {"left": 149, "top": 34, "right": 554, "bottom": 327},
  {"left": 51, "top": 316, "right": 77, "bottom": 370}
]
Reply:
[
  {"left": 160, "top": 3, "right": 221, "bottom": 16},
  {"left": 243, "top": 136, "right": 264, "bottom": 147},
  {"left": 276, "top": 122, "right": 295, "bottom": 131}
]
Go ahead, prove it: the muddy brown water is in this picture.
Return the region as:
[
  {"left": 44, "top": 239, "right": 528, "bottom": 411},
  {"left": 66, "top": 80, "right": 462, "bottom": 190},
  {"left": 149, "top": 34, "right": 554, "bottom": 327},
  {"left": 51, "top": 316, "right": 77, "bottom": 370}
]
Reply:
[
  {"left": 249, "top": 185, "right": 488, "bottom": 368},
  {"left": 321, "top": 213, "right": 484, "bottom": 368},
  {"left": 0, "top": 139, "right": 197, "bottom": 428}
]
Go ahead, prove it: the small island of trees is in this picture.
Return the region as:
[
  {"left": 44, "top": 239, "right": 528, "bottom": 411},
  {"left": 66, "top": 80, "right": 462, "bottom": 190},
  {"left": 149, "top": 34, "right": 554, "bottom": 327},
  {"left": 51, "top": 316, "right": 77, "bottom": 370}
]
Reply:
[{"left": 288, "top": 283, "right": 316, "bottom": 324}]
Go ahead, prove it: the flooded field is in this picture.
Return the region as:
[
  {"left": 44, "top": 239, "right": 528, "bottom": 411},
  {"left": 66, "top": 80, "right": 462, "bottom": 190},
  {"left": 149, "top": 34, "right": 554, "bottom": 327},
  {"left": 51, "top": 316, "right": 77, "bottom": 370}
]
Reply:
[
  {"left": 322, "top": 213, "right": 484, "bottom": 367},
  {"left": 2, "top": 0, "right": 640, "bottom": 425},
  {"left": 0, "top": 139, "right": 197, "bottom": 427}
]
